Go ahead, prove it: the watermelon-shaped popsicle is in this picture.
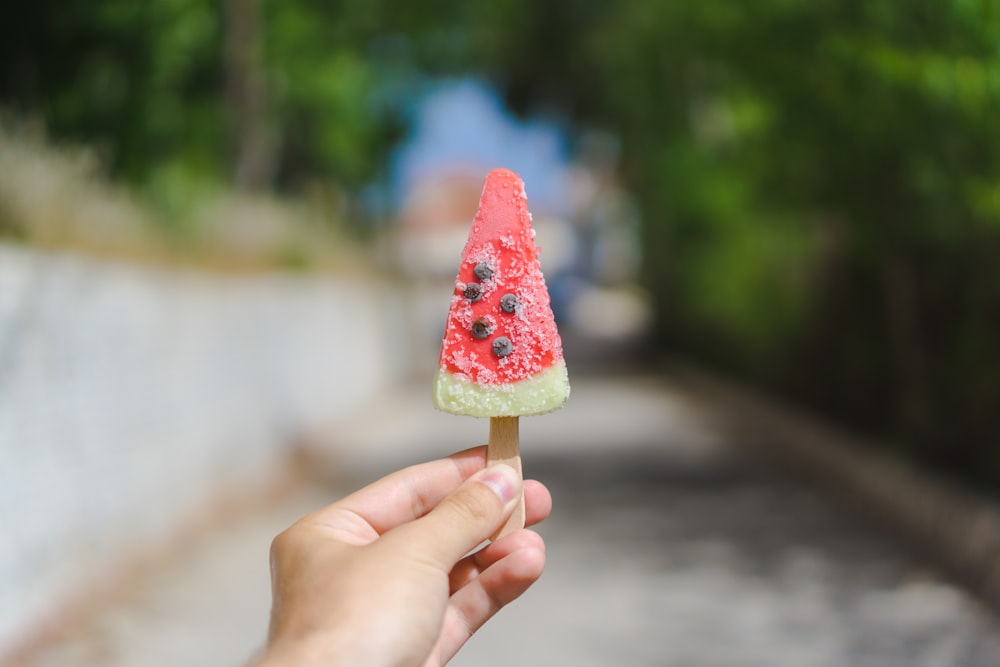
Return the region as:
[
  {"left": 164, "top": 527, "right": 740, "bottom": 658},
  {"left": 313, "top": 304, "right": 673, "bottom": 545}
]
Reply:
[
  {"left": 433, "top": 168, "right": 570, "bottom": 417},
  {"left": 433, "top": 167, "right": 569, "bottom": 539}
]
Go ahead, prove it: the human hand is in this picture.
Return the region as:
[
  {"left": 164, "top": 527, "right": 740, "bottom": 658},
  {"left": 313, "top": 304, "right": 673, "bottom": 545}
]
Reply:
[{"left": 254, "top": 446, "right": 552, "bottom": 667}]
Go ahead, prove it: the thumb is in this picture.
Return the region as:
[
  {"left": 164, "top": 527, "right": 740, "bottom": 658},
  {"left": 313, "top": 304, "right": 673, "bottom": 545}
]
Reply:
[{"left": 384, "top": 464, "right": 521, "bottom": 570}]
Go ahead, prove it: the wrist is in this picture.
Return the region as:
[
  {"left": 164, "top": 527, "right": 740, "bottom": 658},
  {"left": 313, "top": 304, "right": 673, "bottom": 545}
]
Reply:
[
  {"left": 256, "top": 629, "right": 406, "bottom": 667},
  {"left": 254, "top": 634, "right": 338, "bottom": 667}
]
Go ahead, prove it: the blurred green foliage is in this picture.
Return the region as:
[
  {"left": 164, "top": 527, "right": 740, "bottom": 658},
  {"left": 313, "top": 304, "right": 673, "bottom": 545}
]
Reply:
[
  {"left": 2, "top": 0, "right": 999, "bottom": 484},
  {"left": 459, "top": 0, "right": 1000, "bottom": 486}
]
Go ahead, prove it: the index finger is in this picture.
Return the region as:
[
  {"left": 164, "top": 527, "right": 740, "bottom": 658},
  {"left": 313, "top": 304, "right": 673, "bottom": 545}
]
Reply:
[{"left": 308, "top": 446, "right": 488, "bottom": 535}]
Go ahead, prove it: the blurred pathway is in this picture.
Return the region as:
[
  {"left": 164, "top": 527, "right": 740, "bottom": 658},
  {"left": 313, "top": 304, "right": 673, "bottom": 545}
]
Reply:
[{"left": 13, "top": 374, "right": 1000, "bottom": 667}]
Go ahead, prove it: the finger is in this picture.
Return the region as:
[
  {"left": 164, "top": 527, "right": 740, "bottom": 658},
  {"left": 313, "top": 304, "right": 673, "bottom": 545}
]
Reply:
[
  {"left": 445, "top": 479, "right": 549, "bottom": 595},
  {"left": 449, "top": 529, "right": 545, "bottom": 594},
  {"left": 438, "top": 545, "right": 546, "bottom": 663},
  {"left": 305, "top": 446, "right": 488, "bottom": 535},
  {"left": 381, "top": 464, "right": 521, "bottom": 571},
  {"left": 475, "top": 529, "right": 546, "bottom": 568},
  {"left": 522, "top": 479, "right": 553, "bottom": 527}
]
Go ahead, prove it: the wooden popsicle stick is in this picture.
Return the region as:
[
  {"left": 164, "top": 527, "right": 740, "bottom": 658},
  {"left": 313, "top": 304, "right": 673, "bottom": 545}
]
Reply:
[{"left": 488, "top": 416, "right": 524, "bottom": 540}]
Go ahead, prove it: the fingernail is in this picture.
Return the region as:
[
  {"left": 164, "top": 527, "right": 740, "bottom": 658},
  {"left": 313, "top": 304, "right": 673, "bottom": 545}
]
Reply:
[{"left": 477, "top": 464, "right": 519, "bottom": 503}]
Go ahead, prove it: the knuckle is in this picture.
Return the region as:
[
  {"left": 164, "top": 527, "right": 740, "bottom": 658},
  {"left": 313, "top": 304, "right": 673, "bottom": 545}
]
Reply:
[
  {"left": 268, "top": 530, "right": 290, "bottom": 565},
  {"left": 269, "top": 524, "right": 304, "bottom": 563}
]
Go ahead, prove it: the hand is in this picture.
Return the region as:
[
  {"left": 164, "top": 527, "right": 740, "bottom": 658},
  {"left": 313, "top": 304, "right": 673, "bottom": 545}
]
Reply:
[{"left": 254, "top": 446, "right": 552, "bottom": 667}]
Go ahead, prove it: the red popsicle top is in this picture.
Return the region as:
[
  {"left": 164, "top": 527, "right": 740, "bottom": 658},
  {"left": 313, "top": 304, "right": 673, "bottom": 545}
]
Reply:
[{"left": 436, "top": 168, "right": 564, "bottom": 387}]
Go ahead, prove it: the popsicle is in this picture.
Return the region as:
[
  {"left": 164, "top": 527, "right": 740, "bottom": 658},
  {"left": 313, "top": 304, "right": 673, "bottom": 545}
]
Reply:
[{"left": 433, "top": 167, "right": 570, "bottom": 538}]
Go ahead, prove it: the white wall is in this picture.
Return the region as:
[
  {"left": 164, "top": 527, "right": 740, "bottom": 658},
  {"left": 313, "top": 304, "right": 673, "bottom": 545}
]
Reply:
[{"left": 0, "top": 244, "right": 404, "bottom": 654}]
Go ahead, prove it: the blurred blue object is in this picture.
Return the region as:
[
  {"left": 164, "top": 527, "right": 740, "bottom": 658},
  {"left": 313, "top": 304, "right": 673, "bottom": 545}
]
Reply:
[{"left": 390, "top": 78, "right": 570, "bottom": 218}]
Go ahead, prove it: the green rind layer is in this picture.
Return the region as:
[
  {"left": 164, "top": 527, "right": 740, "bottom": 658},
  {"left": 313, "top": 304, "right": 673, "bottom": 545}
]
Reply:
[{"left": 433, "top": 360, "right": 570, "bottom": 417}]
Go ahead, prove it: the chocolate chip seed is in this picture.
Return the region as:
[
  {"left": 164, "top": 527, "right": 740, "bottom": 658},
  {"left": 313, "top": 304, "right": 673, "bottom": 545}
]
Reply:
[
  {"left": 473, "top": 262, "right": 494, "bottom": 281},
  {"left": 470, "top": 318, "right": 493, "bottom": 339},
  {"left": 492, "top": 336, "right": 513, "bottom": 357},
  {"left": 463, "top": 282, "right": 483, "bottom": 302},
  {"left": 499, "top": 293, "right": 519, "bottom": 313}
]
